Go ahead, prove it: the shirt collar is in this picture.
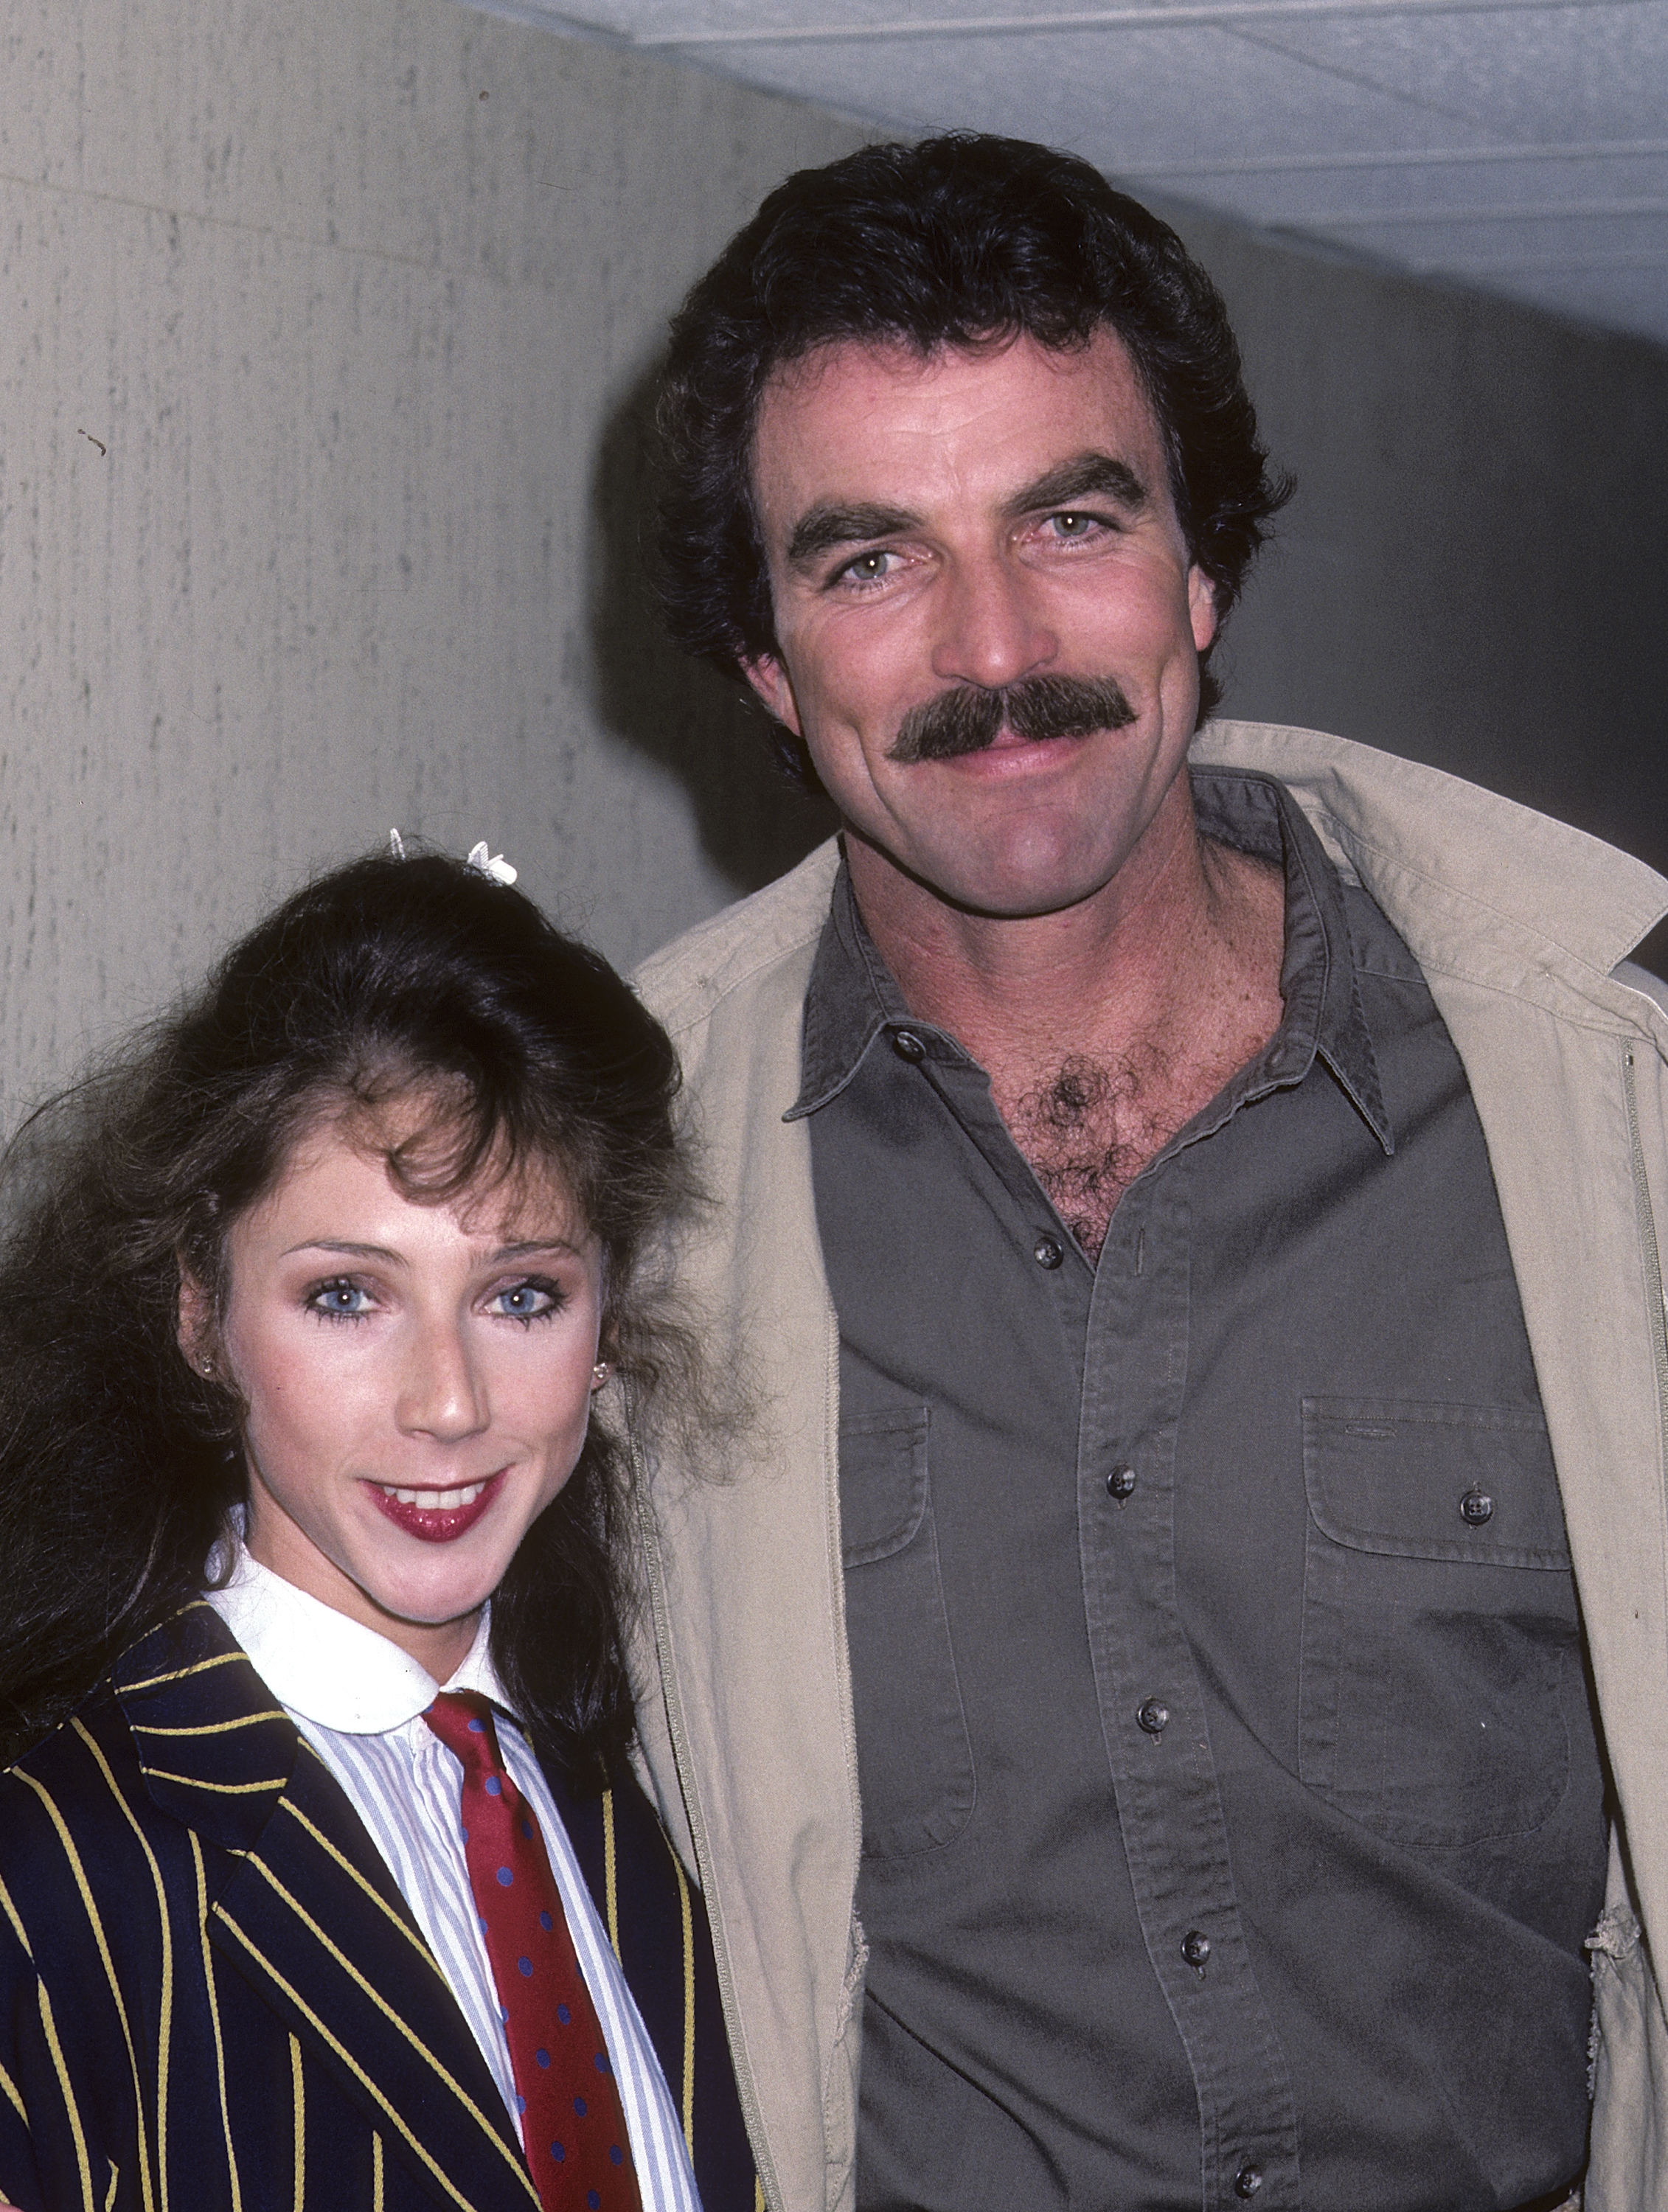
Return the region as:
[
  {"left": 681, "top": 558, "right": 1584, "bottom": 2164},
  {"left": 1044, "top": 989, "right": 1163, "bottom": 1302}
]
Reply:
[
  {"left": 1194, "top": 767, "right": 1393, "bottom": 1152},
  {"left": 791, "top": 768, "right": 1394, "bottom": 1154},
  {"left": 204, "top": 1543, "right": 510, "bottom": 1735}
]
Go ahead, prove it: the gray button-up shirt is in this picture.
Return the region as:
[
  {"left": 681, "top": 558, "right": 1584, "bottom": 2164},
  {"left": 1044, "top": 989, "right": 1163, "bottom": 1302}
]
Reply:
[{"left": 797, "top": 768, "right": 1607, "bottom": 2212}]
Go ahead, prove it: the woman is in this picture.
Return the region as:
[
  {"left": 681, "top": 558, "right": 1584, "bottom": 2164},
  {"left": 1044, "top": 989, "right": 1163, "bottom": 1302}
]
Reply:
[{"left": 0, "top": 846, "right": 753, "bottom": 2212}]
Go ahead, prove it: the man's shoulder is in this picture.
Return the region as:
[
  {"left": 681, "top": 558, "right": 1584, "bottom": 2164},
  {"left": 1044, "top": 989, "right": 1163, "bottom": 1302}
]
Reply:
[
  {"left": 633, "top": 835, "right": 841, "bottom": 1038},
  {"left": 1194, "top": 719, "right": 1668, "bottom": 992}
]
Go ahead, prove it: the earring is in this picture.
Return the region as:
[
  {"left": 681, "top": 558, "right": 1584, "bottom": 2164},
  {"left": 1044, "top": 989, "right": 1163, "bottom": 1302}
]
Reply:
[
  {"left": 591, "top": 1360, "right": 611, "bottom": 1388},
  {"left": 200, "top": 1357, "right": 215, "bottom": 1377}
]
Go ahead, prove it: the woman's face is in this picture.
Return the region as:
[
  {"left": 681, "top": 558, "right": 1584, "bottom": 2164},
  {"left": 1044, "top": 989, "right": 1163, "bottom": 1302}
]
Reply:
[{"left": 201, "top": 1115, "right": 606, "bottom": 1680}]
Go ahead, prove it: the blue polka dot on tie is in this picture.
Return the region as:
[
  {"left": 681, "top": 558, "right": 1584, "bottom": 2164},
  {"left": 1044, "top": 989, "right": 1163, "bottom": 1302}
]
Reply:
[
  {"left": 497, "top": 1866, "right": 513, "bottom": 1886},
  {"left": 550, "top": 2141, "right": 566, "bottom": 2163},
  {"left": 539, "top": 1910, "right": 553, "bottom": 1932},
  {"left": 609, "top": 2145, "right": 624, "bottom": 2166},
  {"left": 574, "top": 2096, "right": 588, "bottom": 2118},
  {"left": 518, "top": 1955, "right": 532, "bottom": 1977},
  {"left": 478, "top": 1915, "right": 489, "bottom": 1935},
  {"left": 588, "top": 2191, "right": 601, "bottom": 2211},
  {"left": 499, "top": 2005, "right": 509, "bottom": 2025},
  {"left": 460, "top": 1826, "right": 468, "bottom": 1843},
  {"left": 484, "top": 1775, "right": 502, "bottom": 1796},
  {"left": 557, "top": 2003, "right": 571, "bottom": 2025},
  {"left": 593, "top": 2051, "right": 610, "bottom": 2074},
  {"left": 536, "top": 2048, "right": 551, "bottom": 2068},
  {"left": 468, "top": 1717, "right": 486, "bottom": 1733},
  {"left": 521, "top": 1816, "right": 535, "bottom": 1839},
  {"left": 515, "top": 2094, "right": 527, "bottom": 2115}
]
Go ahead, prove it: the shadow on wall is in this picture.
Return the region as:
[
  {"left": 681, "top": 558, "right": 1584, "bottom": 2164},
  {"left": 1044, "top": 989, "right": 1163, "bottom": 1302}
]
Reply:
[{"left": 588, "top": 353, "right": 837, "bottom": 902}]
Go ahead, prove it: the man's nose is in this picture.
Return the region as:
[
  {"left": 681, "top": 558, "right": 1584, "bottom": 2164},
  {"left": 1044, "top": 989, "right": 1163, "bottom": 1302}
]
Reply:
[
  {"left": 929, "top": 555, "right": 1059, "bottom": 692},
  {"left": 395, "top": 1314, "right": 490, "bottom": 1441}
]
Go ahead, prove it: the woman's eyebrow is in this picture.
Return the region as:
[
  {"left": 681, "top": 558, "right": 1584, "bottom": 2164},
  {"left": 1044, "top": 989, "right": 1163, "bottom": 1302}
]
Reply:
[{"left": 282, "top": 1238, "right": 402, "bottom": 1262}]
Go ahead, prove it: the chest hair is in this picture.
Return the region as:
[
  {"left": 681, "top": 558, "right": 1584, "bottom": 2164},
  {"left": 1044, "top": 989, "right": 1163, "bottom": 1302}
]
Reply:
[{"left": 996, "top": 1026, "right": 1264, "bottom": 1263}]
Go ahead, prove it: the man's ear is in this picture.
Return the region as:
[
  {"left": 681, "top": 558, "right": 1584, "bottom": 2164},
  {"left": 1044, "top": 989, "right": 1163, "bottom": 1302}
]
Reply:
[
  {"left": 1187, "top": 566, "right": 1220, "bottom": 655},
  {"left": 740, "top": 652, "right": 802, "bottom": 737}
]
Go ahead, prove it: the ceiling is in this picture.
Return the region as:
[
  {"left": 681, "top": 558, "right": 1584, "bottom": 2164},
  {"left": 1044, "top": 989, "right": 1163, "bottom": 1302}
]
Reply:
[{"left": 484, "top": 0, "right": 1668, "bottom": 349}]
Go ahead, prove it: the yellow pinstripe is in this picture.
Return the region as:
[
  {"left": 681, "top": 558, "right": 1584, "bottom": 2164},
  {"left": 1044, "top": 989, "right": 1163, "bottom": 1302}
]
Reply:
[
  {"left": 0, "top": 2056, "right": 26, "bottom": 2126},
  {"left": 602, "top": 1789, "right": 621, "bottom": 1962},
  {"left": 131, "top": 1712, "right": 284, "bottom": 1739},
  {"left": 139, "top": 1771, "right": 288, "bottom": 1795},
  {"left": 191, "top": 1834, "right": 243, "bottom": 2212},
  {"left": 289, "top": 2034, "right": 305, "bottom": 2212},
  {"left": 102, "top": 2163, "right": 117, "bottom": 2212},
  {"left": 0, "top": 1867, "right": 33, "bottom": 1961},
  {"left": 755, "top": 2178, "right": 766, "bottom": 2212},
  {"left": 277, "top": 1792, "right": 440, "bottom": 1971},
  {"left": 35, "top": 1980, "right": 94, "bottom": 2212},
  {"left": 13, "top": 1769, "right": 157, "bottom": 2212},
  {"left": 216, "top": 1911, "right": 538, "bottom": 2211},
  {"left": 119, "top": 1652, "right": 248, "bottom": 1695},
  {"left": 671, "top": 1851, "right": 696, "bottom": 2157},
  {"left": 74, "top": 1722, "right": 173, "bottom": 2212},
  {"left": 230, "top": 1860, "right": 532, "bottom": 2194},
  {"left": 371, "top": 2130, "right": 384, "bottom": 2212}
]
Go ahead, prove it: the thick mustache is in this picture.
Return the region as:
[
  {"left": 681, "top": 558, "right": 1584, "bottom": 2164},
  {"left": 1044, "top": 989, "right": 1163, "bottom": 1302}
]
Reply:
[{"left": 886, "top": 674, "right": 1138, "bottom": 764}]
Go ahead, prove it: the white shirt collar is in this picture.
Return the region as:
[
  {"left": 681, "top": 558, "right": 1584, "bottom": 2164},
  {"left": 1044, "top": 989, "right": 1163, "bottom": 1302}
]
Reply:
[{"left": 204, "top": 1544, "right": 509, "bottom": 1733}]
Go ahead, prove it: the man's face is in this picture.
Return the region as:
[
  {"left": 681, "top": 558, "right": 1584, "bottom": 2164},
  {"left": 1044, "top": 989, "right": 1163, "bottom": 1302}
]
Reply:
[{"left": 744, "top": 329, "right": 1217, "bottom": 922}]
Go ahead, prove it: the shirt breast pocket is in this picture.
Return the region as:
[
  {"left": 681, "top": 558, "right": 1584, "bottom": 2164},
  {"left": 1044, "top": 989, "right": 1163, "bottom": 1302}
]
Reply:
[
  {"left": 1297, "top": 1395, "right": 1580, "bottom": 1848},
  {"left": 840, "top": 1408, "right": 976, "bottom": 1858}
]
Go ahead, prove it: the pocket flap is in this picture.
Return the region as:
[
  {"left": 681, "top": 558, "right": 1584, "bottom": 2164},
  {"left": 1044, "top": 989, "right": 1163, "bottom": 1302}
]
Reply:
[
  {"left": 840, "top": 1408, "right": 931, "bottom": 1565},
  {"left": 1302, "top": 1395, "right": 1570, "bottom": 1567}
]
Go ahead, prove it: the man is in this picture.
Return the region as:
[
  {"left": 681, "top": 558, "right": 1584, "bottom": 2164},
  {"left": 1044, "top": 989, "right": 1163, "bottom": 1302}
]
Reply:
[{"left": 628, "top": 133, "right": 1668, "bottom": 2212}]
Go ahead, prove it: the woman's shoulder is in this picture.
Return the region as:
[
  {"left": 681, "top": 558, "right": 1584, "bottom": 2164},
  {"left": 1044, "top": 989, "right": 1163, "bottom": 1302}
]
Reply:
[{"left": 0, "top": 1603, "right": 294, "bottom": 1883}]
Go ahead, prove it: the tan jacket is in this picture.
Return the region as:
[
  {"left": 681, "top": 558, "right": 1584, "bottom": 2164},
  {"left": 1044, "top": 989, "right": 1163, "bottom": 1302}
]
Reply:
[{"left": 630, "top": 721, "right": 1668, "bottom": 2212}]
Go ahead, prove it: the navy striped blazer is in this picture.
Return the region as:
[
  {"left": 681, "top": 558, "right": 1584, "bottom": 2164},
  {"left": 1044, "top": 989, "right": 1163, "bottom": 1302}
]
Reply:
[{"left": 0, "top": 1604, "right": 754, "bottom": 2212}]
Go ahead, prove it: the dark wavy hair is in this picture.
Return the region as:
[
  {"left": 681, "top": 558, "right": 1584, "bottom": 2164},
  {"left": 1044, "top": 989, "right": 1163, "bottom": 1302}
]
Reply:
[
  {"left": 0, "top": 848, "right": 691, "bottom": 1779},
  {"left": 658, "top": 131, "right": 1293, "bottom": 783}
]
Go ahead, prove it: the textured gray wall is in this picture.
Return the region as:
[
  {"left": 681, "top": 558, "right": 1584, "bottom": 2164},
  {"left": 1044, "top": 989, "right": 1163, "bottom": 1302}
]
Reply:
[
  {"left": 1176, "top": 209, "right": 1668, "bottom": 898},
  {"left": 0, "top": 0, "right": 851, "bottom": 1120},
  {"left": 4, "top": 0, "right": 1667, "bottom": 1127}
]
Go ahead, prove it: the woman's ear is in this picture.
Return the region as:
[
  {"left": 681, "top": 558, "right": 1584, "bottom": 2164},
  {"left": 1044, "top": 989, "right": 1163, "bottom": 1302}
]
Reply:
[{"left": 176, "top": 1266, "right": 218, "bottom": 1381}]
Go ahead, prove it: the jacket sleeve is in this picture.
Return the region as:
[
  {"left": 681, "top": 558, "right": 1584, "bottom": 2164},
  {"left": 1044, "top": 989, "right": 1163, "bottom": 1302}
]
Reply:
[
  {"left": 0, "top": 1917, "right": 60, "bottom": 2212},
  {"left": 0, "top": 1770, "right": 132, "bottom": 2212}
]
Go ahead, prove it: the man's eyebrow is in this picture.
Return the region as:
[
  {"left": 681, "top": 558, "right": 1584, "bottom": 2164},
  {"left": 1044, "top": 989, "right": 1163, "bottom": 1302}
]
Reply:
[
  {"left": 1005, "top": 452, "right": 1150, "bottom": 519},
  {"left": 785, "top": 501, "right": 922, "bottom": 571}
]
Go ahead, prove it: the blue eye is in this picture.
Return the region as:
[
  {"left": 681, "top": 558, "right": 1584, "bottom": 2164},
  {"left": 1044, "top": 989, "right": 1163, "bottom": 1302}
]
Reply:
[
  {"left": 833, "top": 549, "right": 899, "bottom": 589},
  {"left": 493, "top": 1279, "right": 563, "bottom": 1323},
  {"left": 310, "top": 1279, "right": 372, "bottom": 1320}
]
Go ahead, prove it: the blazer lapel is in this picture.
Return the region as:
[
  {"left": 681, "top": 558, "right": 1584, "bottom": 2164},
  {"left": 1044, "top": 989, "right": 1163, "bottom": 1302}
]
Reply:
[{"left": 119, "top": 1606, "right": 539, "bottom": 2212}]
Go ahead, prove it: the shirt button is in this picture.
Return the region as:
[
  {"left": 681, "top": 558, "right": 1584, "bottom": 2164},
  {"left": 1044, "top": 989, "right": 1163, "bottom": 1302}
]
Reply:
[
  {"left": 892, "top": 1029, "right": 927, "bottom": 1062},
  {"left": 1136, "top": 1698, "right": 1170, "bottom": 1736},
  {"left": 1234, "top": 2163, "right": 1264, "bottom": 2198},
  {"left": 1460, "top": 1486, "right": 1495, "bottom": 1525},
  {"left": 1033, "top": 1234, "right": 1064, "bottom": 1270},
  {"left": 1107, "top": 1464, "right": 1137, "bottom": 1500},
  {"left": 1181, "top": 1929, "right": 1211, "bottom": 1969}
]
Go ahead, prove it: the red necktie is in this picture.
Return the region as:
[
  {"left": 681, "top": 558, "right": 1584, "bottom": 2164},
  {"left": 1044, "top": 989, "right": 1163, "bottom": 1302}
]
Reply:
[{"left": 424, "top": 1690, "right": 644, "bottom": 2212}]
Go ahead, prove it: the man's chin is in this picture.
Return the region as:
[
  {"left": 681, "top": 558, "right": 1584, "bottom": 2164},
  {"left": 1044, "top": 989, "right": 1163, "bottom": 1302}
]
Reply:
[{"left": 858, "top": 830, "right": 1138, "bottom": 925}]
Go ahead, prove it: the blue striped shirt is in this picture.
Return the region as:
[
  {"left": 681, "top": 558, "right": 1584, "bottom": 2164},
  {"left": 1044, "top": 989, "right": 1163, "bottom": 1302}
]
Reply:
[{"left": 206, "top": 1551, "right": 702, "bottom": 2212}]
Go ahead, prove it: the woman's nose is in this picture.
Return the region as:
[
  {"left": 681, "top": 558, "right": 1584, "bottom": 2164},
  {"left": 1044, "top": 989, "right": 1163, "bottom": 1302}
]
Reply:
[{"left": 395, "top": 1315, "right": 489, "bottom": 1441}]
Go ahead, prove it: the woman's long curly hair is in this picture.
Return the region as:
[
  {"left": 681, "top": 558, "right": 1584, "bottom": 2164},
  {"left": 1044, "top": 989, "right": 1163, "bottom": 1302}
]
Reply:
[{"left": 0, "top": 848, "right": 692, "bottom": 1780}]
